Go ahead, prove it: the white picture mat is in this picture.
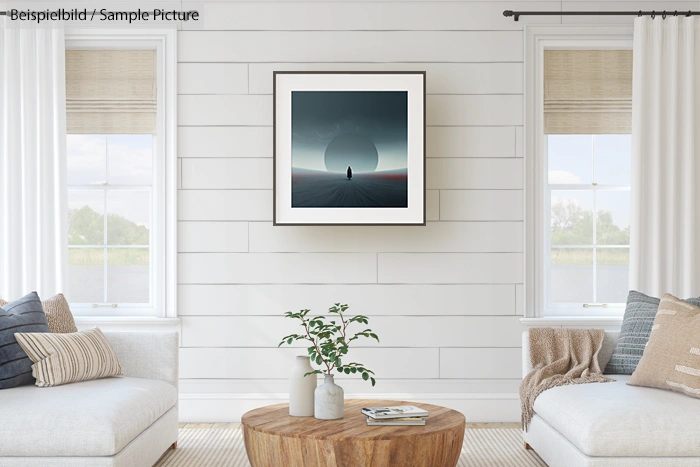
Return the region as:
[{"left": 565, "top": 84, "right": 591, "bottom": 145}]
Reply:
[{"left": 275, "top": 73, "right": 425, "bottom": 225}]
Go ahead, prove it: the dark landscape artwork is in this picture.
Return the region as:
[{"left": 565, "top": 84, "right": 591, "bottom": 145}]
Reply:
[{"left": 290, "top": 91, "right": 408, "bottom": 208}]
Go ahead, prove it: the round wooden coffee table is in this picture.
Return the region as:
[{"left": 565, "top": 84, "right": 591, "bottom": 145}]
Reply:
[{"left": 241, "top": 399, "right": 465, "bottom": 467}]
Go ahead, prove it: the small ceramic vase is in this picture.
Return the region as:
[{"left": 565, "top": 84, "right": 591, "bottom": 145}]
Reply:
[
  {"left": 314, "top": 374, "right": 344, "bottom": 420},
  {"left": 289, "top": 356, "right": 317, "bottom": 417}
]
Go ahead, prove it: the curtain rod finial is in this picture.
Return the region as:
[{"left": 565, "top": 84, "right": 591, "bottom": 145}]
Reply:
[{"left": 503, "top": 10, "right": 513, "bottom": 17}]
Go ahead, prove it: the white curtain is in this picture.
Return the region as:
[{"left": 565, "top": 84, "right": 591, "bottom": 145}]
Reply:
[
  {"left": 630, "top": 17, "right": 700, "bottom": 297},
  {"left": 0, "top": 20, "right": 68, "bottom": 300}
]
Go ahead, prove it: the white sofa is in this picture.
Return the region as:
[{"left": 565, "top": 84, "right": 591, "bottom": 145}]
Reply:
[
  {"left": 522, "top": 331, "right": 700, "bottom": 467},
  {"left": 0, "top": 331, "right": 179, "bottom": 467}
]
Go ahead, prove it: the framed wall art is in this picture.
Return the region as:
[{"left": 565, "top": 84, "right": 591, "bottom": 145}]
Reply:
[{"left": 273, "top": 71, "right": 426, "bottom": 225}]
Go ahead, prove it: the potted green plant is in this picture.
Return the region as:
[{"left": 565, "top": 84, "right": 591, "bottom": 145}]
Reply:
[{"left": 279, "top": 303, "right": 379, "bottom": 420}]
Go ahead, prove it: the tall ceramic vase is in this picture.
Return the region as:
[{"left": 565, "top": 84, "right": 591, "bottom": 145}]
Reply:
[
  {"left": 289, "top": 356, "right": 316, "bottom": 417},
  {"left": 314, "top": 374, "right": 344, "bottom": 420}
]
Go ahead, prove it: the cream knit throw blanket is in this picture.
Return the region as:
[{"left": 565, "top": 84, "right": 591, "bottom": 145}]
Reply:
[{"left": 520, "top": 328, "right": 614, "bottom": 431}]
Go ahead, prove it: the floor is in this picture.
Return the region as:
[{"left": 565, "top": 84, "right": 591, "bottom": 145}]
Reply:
[{"left": 157, "top": 422, "right": 545, "bottom": 467}]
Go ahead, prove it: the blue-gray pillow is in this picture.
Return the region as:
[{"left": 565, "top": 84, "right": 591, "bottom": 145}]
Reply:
[
  {"left": 605, "top": 291, "right": 700, "bottom": 374},
  {"left": 0, "top": 292, "right": 50, "bottom": 389}
]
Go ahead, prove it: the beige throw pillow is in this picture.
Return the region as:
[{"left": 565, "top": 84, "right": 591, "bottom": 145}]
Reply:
[
  {"left": 0, "top": 293, "right": 77, "bottom": 333},
  {"left": 629, "top": 293, "right": 700, "bottom": 398},
  {"left": 14, "top": 327, "right": 123, "bottom": 387},
  {"left": 41, "top": 294, "right": 78, "bottom": 333}
]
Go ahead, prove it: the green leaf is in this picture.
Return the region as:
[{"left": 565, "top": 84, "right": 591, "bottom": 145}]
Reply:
[
  {"left": 344, "top": 368, "right": 351, "bottom": 374},
  {"left": 362, "top": 372, "right": 369, "bottom": 381},
  {"left": 370, "top": 377, "right": 376, "bottom": 386},
  {"left": 287, "top": 337, "right": 293, "bottom": 345},
  {"left": 351, "top": 368, "right": 357, "bottom": 374},
  {"left": 316, "top": 355, "right": 323, "bottom": 365},
  {"left": 335, "top": 358, "right": 342, "bottom": 367}
]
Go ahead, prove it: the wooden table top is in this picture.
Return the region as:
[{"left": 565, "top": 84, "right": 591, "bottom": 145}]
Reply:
[{"left": 241, "top": 399, "right": 465, "bottom": 441}]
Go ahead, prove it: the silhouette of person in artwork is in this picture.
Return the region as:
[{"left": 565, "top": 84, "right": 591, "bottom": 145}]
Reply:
[{"left": 347, "top": 166, "right": 352, "bottom": 180}]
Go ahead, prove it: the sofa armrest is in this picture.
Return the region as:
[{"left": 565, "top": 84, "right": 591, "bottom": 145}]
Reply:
[{"left": 103, "top": 332, "right": 179, "bottom": 390}]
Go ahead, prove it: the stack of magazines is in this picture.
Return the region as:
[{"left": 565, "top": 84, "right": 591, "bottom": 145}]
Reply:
[{"left": 361, "top": 405, "right": 428, "bottom": 426}]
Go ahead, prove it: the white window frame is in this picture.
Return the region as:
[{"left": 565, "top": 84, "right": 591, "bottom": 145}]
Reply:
[
  {"left": 523, "top": 25, "right": 632, "bottom": 324},
  {"left": 65, "top": 29, "right": 177, "bottom": 319}
]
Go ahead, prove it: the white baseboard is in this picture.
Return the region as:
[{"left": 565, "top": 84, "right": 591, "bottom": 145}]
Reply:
[{"left": 178, "top": 392, "right": 520, "bottom": 423}]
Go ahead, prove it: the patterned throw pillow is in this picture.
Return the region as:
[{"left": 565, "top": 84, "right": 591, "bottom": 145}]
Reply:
[
  {"left": 15, "top": 327, "right": 123, "bottom": 387},
  {"left": 0, "top": 293, "right": 77, "bottom": 334},
  {"left": 0, "top": 292, "right": 51, "bottom": 389},
  {"left": 605, "top": 291, "right": 700, "bottom": 374},
  {"left": 40, "top": 294, "right": 78, "bottom": 333},
  {"left": 629, "top": 294, "right": 700, "bottom": 398}
]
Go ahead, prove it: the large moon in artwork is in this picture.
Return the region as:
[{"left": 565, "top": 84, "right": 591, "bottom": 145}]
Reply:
[{"left": 324, "top": 133, "right": 379, "bottom": 173}]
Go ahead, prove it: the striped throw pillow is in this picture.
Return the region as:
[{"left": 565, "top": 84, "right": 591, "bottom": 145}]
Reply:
[
  {"left": 0, "top": 293, "right": 77, "bottom": 334},
  {"left": 15, "top": 327, "right": 123, "bottom": 387},
  {"left": 0, "top": 292, "right": 50, "bottom": 389}
]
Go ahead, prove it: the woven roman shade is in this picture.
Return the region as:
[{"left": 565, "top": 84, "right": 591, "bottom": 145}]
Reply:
[
  {"left": 66, "top": 50, "right": 156, "bottom": 134},
  {"left": 544, "top": 50, "right": 632, "bottom": 134}
]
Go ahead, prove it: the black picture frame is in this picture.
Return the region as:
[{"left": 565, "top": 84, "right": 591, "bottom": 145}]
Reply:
[{"left": 273, "top": 71, "right": 426, "bottom": 226}]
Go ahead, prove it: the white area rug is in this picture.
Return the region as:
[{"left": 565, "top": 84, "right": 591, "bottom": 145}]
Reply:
[{"left": 156, "top": 426, "right": 546, "bottom": 466}]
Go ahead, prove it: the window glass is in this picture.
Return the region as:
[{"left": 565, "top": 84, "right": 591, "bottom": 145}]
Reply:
[
  {"left": 551, "top": 190, "right": 593, "bottom": 245},
  {"left": 596, "top": 191, "right": 630, "bottom": 246},
  {"left": 107, "top": 135, "right": 153, "bottom": 185},
  {"left": 550, "top": 248, "right": 593, "bottom": 304},
  {"left": 67, "top": 135, "right": 153, "bottom": 306},
  {"left": 106, "top": 191, "right": 150, "bottom": 245},
  {"left": 107, "top": 248, "right": 150, "bottom": 303},
  {"left": 66, "top": 135, "right": 106, "bottom": 185},
  {"left": 68, "top": 248, "right": 104, "bottom": 303},
  {"left": 68, "top": 191, "right": 104, "bottom": 245},
  {"left": 594, "top": 135, "right": 632, "bottom": 186},
  {"left": 547, "top": 134, "right": 630, "bottom": 309},
  {"left": 547, "top": 135, "right": 592, "bottom": 185}
]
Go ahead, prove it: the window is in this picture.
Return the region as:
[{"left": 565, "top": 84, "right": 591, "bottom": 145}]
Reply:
[
  {"left": 67, "top": 134, "right": 153, "bottom": 308},
  {"left": 547, "top": 134, "right": 631, "bottom": 311},
  {"left": 64, "top": 30, "right": 177, "bottom": 317},
  {"left": 523, "top": 27, "right": 634, "bottom": 319}
]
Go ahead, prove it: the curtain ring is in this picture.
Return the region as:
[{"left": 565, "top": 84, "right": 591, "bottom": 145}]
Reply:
[
  {"left": 662, "top": 11, "right": 667, "bottom": 19},
  {"left": 638, "top": 10, "right": 642, "bottom": 17},
  {"left": 687, "top": 10, "right": 692, "bottom": 17},
  {"left": 674, "top": 10, "right": 678, "bottom": 17},
  {"left": 651, "top": 10, "right": 655, "bottom": 19}
]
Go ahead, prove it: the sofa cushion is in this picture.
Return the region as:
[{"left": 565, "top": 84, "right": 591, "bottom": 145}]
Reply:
[
  {"left": 40, "top": 293, "right": 78, "bottom": 333},
  {"left": 629, "top": 294, "right": 700, "bottom": 398},
  {"left": 533, "top": 375, "right": 700, "bottom": 457},
  {"left": 16, "top": 327, "right": 123, "bottom": 387},
  {"left": 0, "top": 377, "right": 177, "bottom": 456},
  {"left": 0, "top": 292, "right": 50, "bottom": 389},
  {"left": 0, "top": 293, "right": 78, "bottom": 333},
  {"left": 605, "top": 291, "right": 700, "bottom": 374}
]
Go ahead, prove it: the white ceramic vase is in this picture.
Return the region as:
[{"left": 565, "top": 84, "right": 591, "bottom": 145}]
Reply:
[
  {"left": 289, "top": 356, "right": 317, "bottom": 417},
  {"left": 314, "top": 374, "right": 344, "bottom": 420}
]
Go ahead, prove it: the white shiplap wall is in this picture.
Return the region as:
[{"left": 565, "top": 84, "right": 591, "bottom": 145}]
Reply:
[
  {"left": 174, "top": 0, "right": 551, "bottom": 423},
  {"left": 56, "top": 0, "right": 695, "bottom": 422}
]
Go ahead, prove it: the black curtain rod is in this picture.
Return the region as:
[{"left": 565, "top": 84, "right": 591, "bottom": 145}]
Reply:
[{"left": 504, "top": 10, "right": 700, "bottom": 21}]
